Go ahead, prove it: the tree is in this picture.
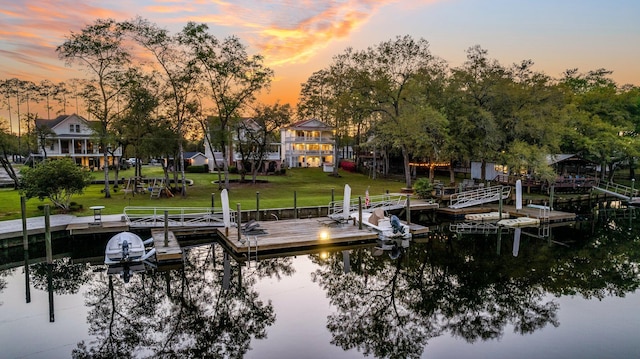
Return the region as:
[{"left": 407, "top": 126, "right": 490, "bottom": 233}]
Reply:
[
  {"left": 236, "top": 102, "right": 291, "bottom": 183},
  {"left": 19, "top": 157, "right": 92, "bottom": 210},
  {"left": 0, "top": 119, "right": 20, "bottom": 188},
  {"left": 180, "top": 22, "right": 273, "bottom": 190},
  {"left": 356, "top": 35, "right": 448, "bottom": 189},
  {"left": 560, "top": 69, "right": 639, "bottom": 180},
  {"left": 123, "top": 17, "right": 202, "bottom": 196},
  {"left": 57, "top": 18, "right": 131, "bottom": 198}
]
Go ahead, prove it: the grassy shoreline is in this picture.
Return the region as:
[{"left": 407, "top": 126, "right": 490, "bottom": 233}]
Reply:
[{"left": 1, "top": 166, "right": 407, "bottom": 221}]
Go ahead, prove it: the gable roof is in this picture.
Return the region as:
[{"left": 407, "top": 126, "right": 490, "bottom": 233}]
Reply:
[
  {"left": 285, "top": 118, "right": 333, "bottom": 131},
  {"left": 184, "top": 151, "right": 206, "bottom": 159},
  {"left": 35, "top": 114, "right": 93, "bottom": 130}
]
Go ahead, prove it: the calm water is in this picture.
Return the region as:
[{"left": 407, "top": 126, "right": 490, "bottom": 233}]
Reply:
[{"left": 1, "top": 206, "right": 639, "bottom": 359}]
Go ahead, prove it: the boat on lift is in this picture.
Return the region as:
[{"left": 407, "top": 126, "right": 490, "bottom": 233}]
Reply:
[
  {"left": 351, "top": 208, "right": 412, "bottom": 242},
  {"left": 104, "top": 231, "right": 156, "bottom": 265}
]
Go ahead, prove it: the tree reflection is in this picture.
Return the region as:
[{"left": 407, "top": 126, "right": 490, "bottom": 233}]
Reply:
[
  {"left": 73, "top": 242, "right": 292, "bottom": 358},
  {"left": 312, "top": 210, "right": 640, "bottom": 358},
  {"left": 30, "top": 258, "right": 93, "bottom": 294}
]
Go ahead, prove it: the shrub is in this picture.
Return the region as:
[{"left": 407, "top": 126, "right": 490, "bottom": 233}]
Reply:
[
  {"left": 186, "top": 164, "right": 209, "bottom": 173},
  {"left": 340, "top": 160, "right": 356, "bottom": 172},
  {"left": 413, "top": 177, "right": 433, "bottom": 199}
]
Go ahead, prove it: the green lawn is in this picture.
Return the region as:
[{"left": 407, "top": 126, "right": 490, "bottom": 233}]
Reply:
[{"left": 0, "top": 166, "right": 408, "bottom": 220}]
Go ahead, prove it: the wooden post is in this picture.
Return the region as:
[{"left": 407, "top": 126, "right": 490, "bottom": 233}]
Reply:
[
  {"left": 21, "top": 196, "right": 28, "bottom": 251},
  {"left": 406, "top": 194, "right": 411, "bottom": 224},
  {"left": 237, "top": 203, "right": 242, "bottom": 240},
  {"left": 331, "top": 188, "right": 335, "bottom": 203},
  {"left": 358, "top": 196, "right": 362, "bottom": 230},
  {"left": 256, "top": 191, "right": 260, "bottom": 221},
  {"left": 44, "top": 205, "right": 52, "bottom": 264},
  {"left": 211, "top": 193, "right": 215, "bottom": 209},
  {"left": 164, "top": 210, "right": 168, "bottom": 247},
  {"left": 499, "top": 186, "right": 503, "bottom": 220},
  {"left": 294, "top": 191, "right": 297, "bottom": 219}
]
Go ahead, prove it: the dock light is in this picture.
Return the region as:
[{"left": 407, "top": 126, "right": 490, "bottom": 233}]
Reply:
[{"left": 319, "top": 229, "right": 330, "bottom": 241}]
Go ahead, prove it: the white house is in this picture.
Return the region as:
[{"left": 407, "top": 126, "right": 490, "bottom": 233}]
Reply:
[
  {"left": 203, "top": 118, "right": 282, "bottom": 173},
  {"left": 184, "top": 151, "right": 208, "bottom": 167},
  {"left": 280, "top": 119, "right": 335, "bottom": 168},
  {"left": 33, "top": 114, "right": 121, "bottom": 169}
]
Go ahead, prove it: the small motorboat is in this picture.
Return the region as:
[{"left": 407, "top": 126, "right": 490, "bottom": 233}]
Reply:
[
  {"left": 104, "top": 231, "right": 156, "bottom": 265},
  {"left": 351, "top": 208, "right": 412, "bottom": 240}
]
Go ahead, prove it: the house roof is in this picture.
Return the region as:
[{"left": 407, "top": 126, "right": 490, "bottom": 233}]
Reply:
[
  {"left": 35, "top": 114, "right": 95, "bottom": 130},
  {"left": 545, "top": 154, "right": 597, "bottom": 165},
  {"left": 285, "top": 118, "right": 333, "bottom": 131},
  {"left": 184, "top": 151, "right": 206, "bottom": 159}
]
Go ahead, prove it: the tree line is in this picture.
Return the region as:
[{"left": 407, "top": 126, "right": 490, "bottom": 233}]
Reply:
[{"left": 2, "top": 20, "right": 640, "bottom": 196}]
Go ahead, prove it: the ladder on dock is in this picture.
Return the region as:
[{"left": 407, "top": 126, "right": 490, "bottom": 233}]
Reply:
[
  {"left": 449, "top": 185, "right": 511, "bottom": 209},
  {"left": 592, "top": 181, "right": 640, "bottom": 203}
]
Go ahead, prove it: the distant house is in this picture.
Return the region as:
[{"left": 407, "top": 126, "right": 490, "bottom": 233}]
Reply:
[
  {"left": 280, "top": 118, "right": 335, "bottom": 168},
  {"left": 33, "top": 114, "right": 121, "bottom": 169},
  {"left": 183, "top": 151, "right": 207, "bottom": 167},
  {"left": 203, "top": 118, "right": 281, "bottom": 173},
  {"left": 471, "top": 154, "right": 598, "bottom": 181}
]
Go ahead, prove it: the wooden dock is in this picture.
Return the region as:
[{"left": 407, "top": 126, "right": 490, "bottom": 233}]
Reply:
[
  {"left": 437, "top": 204, "right": 576, "bottom": 222},
  {"left": 215, "top": 217, "right": 429, "bottom": 254},
  {"left": 151, "top": 229, "right": 183, "bottom": 262},
  {"left": 66, "top": 221, "right": 129, "bottom": 235}
]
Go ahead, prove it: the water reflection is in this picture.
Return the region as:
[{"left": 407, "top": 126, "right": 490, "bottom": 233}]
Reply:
[{"left": 0, "top": 205, "right": 639, "bottom": 358}]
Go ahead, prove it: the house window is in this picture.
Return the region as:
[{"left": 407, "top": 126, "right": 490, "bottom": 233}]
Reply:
[
  {"left": 70, "top": 124, "right": 75, "bottom": 132},
  {"left": 75, "top": 124, "right": 80, "bottom": 132}
]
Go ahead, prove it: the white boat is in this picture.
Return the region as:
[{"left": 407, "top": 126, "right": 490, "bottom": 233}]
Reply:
[
  {"left": 104, "top": 232, "right": 156, "bottom": 265},
  {"left": 351, "top": 208, "right": 412, "bottom": 241}
]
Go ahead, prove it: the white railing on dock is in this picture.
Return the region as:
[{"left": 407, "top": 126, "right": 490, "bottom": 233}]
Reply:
[
  {"left": 592, "top": 180, "right": 639, "bottom": 201},
  {"left": 449, "top": 222, "right": 508, "bottom": 234},
  {"left": 449, "top": 185, "right": 511, "bottom": 209},
  {"left": 328, "top": 193, "right": 409, "bottom": 218},
  {"left": 124, "top": 206, "right": 236, "bottom": 228}
]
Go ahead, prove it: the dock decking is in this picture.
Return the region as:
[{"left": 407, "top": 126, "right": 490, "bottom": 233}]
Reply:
[
  {"left": 437, "top": 204, "right": 577, "bottom": 222},
  {"left": 151, "top": 230, "right": 183, "bottom": 262}
]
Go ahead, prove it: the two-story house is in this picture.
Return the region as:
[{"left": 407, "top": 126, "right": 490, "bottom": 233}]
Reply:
[
  {"left": 33, "top": 114, "right": 121, "bottom": 169},
  {"left": 280, "top": 119, "right": 335, "bottom": 168},
  {"left": 204, "top": 118, "right": 282, "bottom": 173}
]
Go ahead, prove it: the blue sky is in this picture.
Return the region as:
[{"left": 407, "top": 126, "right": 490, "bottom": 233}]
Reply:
[{"left": 0, "top": 0, "right": 638, "bottom": 123}]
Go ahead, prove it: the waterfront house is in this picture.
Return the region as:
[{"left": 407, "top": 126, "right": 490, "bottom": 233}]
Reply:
[{"left": 33, "top": 114, "right": 121, "bottom": 169}]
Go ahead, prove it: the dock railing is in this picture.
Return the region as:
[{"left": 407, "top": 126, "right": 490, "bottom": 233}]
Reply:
[
  {"left": 449, "top": 185, "right": 511, "bottom": 209},
  {"left": 592, "top": 180, "right": 639, "bottom": 200},
  {"left": 124, "top": 206, "right": 236, "bottom": 228},
  {"left": 328, "top": 193, "right": 409, "bottom": 218}
]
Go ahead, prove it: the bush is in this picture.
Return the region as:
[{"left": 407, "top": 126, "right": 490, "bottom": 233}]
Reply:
[
  {"left": 413, "top": 177, "right": 433, "bottom": 199},
  {"left": 340, "top": 160, "right": 356, "bottom": 172},
  {"left": 186, "top": 164, "right": 209, "bottom": 173}
]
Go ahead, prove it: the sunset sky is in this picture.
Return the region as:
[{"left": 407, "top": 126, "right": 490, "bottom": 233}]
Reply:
[{"left": 1, "top": 0, "right": 639, "bottom": 126}]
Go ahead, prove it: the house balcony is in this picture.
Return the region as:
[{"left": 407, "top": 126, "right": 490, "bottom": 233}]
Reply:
[
  {"left": 284, "top": 136, "right": 334, "bottom": 143},
  {"left": 287, "top": 150, "right": 334, "bottom": 156}
]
